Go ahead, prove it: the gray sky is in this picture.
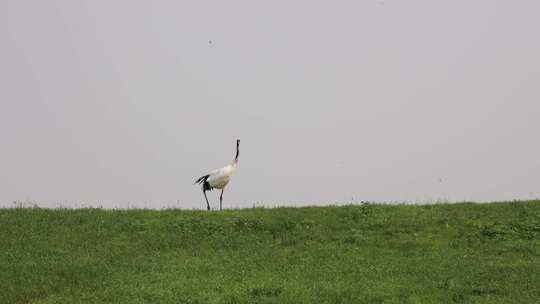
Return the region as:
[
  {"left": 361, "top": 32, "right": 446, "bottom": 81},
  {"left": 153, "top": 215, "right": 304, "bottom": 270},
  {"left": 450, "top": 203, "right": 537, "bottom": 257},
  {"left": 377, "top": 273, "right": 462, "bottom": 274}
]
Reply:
[{"left": 1, "top": 0, "right": 539, "bottom": 209}]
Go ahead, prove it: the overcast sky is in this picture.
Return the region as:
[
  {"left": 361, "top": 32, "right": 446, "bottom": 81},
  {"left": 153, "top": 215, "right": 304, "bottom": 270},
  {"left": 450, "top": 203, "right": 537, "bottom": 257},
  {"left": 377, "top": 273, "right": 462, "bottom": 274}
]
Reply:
[{"left": 1, "top": 1, "right": 539, "bottom": 209}]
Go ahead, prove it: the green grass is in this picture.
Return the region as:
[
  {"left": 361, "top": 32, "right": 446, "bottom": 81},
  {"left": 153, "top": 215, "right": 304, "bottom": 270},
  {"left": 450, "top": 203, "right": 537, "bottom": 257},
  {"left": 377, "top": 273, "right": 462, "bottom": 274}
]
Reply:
[{"left": 1, "top": 201, "right": 539, "bottom": 303}]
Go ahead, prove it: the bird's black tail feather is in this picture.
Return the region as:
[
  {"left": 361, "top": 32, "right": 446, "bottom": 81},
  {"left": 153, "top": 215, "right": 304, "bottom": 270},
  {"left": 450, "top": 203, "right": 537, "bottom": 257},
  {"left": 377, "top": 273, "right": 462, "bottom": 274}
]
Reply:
[
  {"left": 194, "top": 174, "right": 210, "bottom": 185},
  {"left": 195, "top": 174, "right": 213, "bottom": 191}
]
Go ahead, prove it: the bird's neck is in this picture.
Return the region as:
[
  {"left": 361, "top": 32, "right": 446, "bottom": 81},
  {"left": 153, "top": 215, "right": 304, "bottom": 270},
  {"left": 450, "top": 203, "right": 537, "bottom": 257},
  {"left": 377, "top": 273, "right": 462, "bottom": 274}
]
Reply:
[{"left": 234, "top": 145, "right": 239, "bottom": 163}]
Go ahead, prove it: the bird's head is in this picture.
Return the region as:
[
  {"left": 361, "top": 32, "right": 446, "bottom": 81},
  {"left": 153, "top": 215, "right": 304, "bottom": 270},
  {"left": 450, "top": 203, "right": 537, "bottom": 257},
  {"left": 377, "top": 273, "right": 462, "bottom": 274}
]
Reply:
[{"left": 236, "top": 139, "right": 240, "bottom": 146}]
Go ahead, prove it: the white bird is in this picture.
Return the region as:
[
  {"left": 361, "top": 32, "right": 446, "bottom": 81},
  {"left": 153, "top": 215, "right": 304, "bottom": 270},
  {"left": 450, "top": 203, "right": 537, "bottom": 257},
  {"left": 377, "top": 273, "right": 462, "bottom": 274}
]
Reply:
[{"left": 194, "top": 139, "right": 240, "bottom": 211}]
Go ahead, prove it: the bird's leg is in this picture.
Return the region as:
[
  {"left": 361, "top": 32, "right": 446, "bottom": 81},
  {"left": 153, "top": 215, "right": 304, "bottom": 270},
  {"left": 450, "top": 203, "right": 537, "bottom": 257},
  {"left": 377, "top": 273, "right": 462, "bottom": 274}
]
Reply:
[
  {"left": 203, "top": 190, "right": 210, "bottom": 211},
  {"left": 220, "top": 189, "right": 224, "bottom": 211}
]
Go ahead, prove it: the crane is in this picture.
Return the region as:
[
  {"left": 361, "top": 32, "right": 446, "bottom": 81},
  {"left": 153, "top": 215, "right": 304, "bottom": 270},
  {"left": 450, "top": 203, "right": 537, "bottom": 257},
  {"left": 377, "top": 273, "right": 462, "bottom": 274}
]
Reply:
[{"left": 194, "top": 139, "right": 240, "bottom": 211}]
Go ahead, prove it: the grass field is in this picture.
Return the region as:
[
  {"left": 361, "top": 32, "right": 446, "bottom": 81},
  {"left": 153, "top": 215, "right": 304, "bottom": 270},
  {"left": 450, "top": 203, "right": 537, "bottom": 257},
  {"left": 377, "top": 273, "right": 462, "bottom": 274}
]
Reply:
[{"left": 1, "top": 201, "right": 539, "bottom": 303}]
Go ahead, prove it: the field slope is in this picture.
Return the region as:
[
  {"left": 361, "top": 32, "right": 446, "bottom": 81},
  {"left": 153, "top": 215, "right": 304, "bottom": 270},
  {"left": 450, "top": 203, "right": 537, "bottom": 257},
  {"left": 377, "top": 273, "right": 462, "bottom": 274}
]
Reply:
[{"left": 1, "top": 201, "right": 539, "bottom": 303}]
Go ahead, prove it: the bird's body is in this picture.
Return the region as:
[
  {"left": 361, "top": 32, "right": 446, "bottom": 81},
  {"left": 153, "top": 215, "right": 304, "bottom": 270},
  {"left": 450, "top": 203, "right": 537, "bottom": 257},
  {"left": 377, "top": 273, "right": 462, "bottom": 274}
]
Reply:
[
  {"left": 205, "top": 164, "right": 237, "bottom": 189},
  {"left": 195, "top": 139, "right": 240, "bottom": 210}
]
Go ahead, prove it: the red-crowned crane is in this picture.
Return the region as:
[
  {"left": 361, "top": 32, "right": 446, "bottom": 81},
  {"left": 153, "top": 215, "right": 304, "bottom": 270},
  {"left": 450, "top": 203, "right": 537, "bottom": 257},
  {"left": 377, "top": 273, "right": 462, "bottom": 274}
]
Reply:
[{"left": 194, "top": 139, "right": 240, "bottom": 211}]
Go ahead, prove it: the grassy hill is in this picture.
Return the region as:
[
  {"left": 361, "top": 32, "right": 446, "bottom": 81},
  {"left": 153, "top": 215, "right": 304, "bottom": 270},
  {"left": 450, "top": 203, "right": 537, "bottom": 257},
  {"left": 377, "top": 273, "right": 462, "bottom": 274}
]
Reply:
[{"left": 1, "top": 201, "right": 539, "bottom": 303}]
